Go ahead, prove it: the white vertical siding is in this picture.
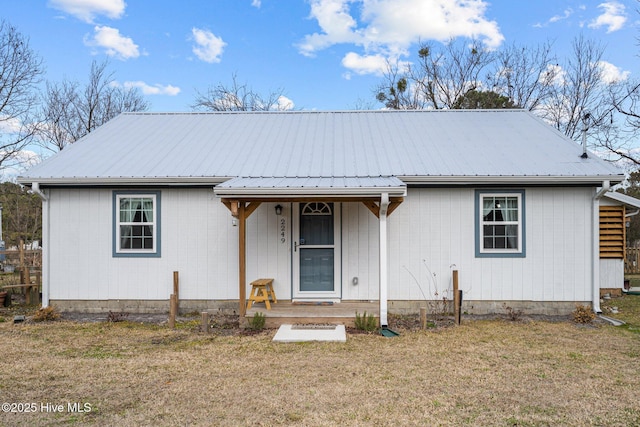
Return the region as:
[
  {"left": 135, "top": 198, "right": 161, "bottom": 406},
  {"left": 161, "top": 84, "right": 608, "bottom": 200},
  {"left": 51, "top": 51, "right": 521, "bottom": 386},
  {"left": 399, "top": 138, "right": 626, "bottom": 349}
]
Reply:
[
  {"left": 49, "top": 188, "right": 240, "bottom": 301},
  {"left": 388, "top": 187, "right": 595, "bottom": 302},
  {"left": 341, "top": 203, "right": 379, "bottom": 300},
  {"left": 47, "top": 186, "right": 596, "bottom": 304},
  {"left": 245, "top": 202, "right": 291, "bottom": 299}
]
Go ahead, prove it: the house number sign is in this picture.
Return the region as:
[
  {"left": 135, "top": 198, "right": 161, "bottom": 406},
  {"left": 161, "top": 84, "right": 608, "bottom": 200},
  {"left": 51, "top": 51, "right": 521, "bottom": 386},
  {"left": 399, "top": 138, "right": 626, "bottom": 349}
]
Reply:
[{"left": 280, "top": 218, "right": 286, "bottom": 244}]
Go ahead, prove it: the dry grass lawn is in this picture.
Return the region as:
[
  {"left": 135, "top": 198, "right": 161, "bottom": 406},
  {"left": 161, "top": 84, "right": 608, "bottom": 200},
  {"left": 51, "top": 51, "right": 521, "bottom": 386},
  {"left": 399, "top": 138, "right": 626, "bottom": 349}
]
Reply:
[{"left": 0, "top": 298, "right": 639, "bottom": 426}]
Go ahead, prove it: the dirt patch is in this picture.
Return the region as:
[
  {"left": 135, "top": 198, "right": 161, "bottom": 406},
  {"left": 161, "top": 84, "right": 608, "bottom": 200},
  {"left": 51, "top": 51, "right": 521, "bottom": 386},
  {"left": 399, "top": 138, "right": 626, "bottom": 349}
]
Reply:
[{"left": 5, "top": 309, "right": 581, "bottom": 334}]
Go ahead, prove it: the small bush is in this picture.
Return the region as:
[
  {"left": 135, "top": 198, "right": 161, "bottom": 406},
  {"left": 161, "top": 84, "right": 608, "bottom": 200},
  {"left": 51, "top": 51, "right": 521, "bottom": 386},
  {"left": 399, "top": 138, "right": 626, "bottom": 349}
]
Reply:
[
  {"left": 572, "top": 304, "right": 595, "bottom": 324},
  {"left": 107, "top": 311, "right": 129, "bottom": 322},
  {"left": 32, "top": 305, "right": 61, "bottom": 322},
  {"left": 355, "top": 311, "right": 378, "bottom": 332},
  {"left": 248, "top": 312, "right": 266, "bottom": 330},
  {"left": 503, "top": 303, "right": 523, "bottom": 321}
]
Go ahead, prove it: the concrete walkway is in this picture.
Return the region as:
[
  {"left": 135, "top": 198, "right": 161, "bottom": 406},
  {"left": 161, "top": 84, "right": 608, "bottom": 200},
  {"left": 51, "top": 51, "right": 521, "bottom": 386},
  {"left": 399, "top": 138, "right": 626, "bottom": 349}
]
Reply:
[{"left": 272, "top": 324, "right": 347, "bottom": 343}]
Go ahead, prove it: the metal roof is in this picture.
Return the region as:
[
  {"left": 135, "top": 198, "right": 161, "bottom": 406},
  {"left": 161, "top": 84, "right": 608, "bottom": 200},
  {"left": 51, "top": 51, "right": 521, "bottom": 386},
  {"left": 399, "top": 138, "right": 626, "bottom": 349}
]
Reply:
[
  {"left": 18, "top": 110, "right": 623, "bottom": 187},
  {"left": 603, "top": 191, "right": 640, "bottom": 209}
]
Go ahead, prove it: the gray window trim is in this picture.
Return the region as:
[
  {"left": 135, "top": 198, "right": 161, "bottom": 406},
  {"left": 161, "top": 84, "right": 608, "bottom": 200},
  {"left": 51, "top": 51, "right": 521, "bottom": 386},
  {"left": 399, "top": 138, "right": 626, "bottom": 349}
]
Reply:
[
  {"left": 475, "top": 189, "right": 526, "bottom": 258},
  {"left": 112, "top": 190, "right": 161, "bottom": 258}
]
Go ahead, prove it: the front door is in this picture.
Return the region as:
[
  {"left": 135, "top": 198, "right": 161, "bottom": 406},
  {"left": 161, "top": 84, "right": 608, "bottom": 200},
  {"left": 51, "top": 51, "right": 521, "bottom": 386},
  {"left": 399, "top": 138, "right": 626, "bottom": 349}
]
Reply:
[{"left": 293, "top": 202, "right": 341, "bottom": 299}]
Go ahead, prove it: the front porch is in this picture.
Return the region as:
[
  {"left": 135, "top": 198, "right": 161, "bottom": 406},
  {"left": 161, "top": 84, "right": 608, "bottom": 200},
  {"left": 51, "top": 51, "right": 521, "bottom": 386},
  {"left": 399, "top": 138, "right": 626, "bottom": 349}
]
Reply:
[
  {"left": 216, "top": 177, "right": 406, "bottom": 327},
  {"left": 245, "top": 300, "right": 379, "bottom": 328}
]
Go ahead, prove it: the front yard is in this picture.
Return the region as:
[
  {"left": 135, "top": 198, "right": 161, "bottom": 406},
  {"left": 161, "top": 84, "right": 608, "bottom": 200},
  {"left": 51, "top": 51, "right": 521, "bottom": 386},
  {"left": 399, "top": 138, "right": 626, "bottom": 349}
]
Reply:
[{"left": 0, "top": 296, "right": 639, "bottom": 426}]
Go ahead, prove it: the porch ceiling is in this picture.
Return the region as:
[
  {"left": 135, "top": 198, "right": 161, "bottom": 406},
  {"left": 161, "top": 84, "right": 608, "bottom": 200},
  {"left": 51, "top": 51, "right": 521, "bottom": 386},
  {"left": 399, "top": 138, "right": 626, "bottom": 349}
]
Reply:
[{"left": 213, "top": 176, "right": 407, "bottom": 199}]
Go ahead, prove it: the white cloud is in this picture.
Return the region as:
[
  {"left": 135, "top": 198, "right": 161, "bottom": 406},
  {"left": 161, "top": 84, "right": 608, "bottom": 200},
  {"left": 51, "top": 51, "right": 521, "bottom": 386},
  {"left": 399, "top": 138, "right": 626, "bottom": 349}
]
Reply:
[
  {"left": 0, "top": 116, "right": 22, "bottom": 134},
  {"left": 275, "top": 95, "right": 294, "bottom": 110},
  {"left": 541, "top": 64, "right": 566, "bottom": 86},
  {"left": 598, "top": 60, "right": 630, "bottom": 84},
  {"left": 299, "top": 0, "right": 504, "bottom": 78},
  {"left": 341, "top": 52, "right": 388, "bottom": 76},
  {"left": 251, "top": 0, "right": 261, "bottom": 8},
  {"left": 85, "top": 26, "right": 140, "bottom": 60},
  {"left": 588, "top": 1, "right": 627, "bottom": 33},
  {"left": 298, "top": 0, "right": 504, "bottom": 64},
  {"left": 549, "top": 8, "right": 574, "bottom": 24},
  {"left": 123, "top": 81, "right": 181, "bottom": 96},
  {"left": 0, "top": 149, "right": 42, "bottom": 181},
  {"left": 540, "top": 61, "right": 629, "bottom": 87},
  {"left": 48, "top": 0, "right": 126, "bottom": 23},
  {"left": 191, "top": 28, "right": 226, "bottom": 63}
]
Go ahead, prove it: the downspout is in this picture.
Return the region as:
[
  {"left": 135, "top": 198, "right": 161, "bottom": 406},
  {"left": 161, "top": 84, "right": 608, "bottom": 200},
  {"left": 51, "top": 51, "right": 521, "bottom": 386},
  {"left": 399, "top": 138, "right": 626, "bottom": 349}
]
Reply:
[
  {"left": 592, "top": 180, "right": 610, "bottom": 314},
  {"left": 32, "top": 183, "right": 49, "bottom": 307},
  {"left": 31, "top": 182, "right": 48, "bottom": 202},
  {"left": 379, "top": 193, "right": 390, "bottom": 327}
]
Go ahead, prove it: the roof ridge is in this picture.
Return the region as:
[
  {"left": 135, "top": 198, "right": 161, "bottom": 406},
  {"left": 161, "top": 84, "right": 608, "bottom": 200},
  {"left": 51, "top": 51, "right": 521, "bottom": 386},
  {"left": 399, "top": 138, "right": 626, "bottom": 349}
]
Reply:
[{"left": 122, "top": 109, "right": 530, "bottom": 116}]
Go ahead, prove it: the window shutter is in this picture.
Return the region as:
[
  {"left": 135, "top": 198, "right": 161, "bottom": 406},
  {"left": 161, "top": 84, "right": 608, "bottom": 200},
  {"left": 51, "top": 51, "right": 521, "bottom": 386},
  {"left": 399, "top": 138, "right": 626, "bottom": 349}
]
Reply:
[{"left": 600, "top": 206, "right": 625, "bottom": 259}]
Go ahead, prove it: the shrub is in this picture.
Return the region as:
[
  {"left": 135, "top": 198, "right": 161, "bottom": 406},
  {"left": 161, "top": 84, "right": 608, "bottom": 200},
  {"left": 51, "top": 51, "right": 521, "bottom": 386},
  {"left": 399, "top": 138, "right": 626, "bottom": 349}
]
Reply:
[
  {"left": 572, "top": 304, "right": 595, "bottom": 324},
  {"left": 355, "top": 311, "right": 378, "bottom": 332},
  {"left": 32, "top": 305, "right": 61, "bottom": 322},
  {"left": 502, "top": 303, "right": 523, "bottom": 321},
  {"left": 107, "top": 311, "right": 129, "bottom": 322},
  {"left": 248, "top": 312, "right": 266, "bottom": 330}
]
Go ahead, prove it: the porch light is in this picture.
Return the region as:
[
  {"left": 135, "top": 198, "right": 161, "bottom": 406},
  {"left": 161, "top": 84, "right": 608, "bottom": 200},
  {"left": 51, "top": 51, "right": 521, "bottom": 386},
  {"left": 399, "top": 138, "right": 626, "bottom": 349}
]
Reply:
[{"left": 275, "top": 205, "right": 283, "bottom": 215}]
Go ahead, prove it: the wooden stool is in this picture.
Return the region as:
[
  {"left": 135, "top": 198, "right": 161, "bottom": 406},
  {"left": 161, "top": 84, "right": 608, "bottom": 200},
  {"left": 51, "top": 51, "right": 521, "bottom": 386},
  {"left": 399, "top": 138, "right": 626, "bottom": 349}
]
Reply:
[{"left": 247, "top": 278, "right": 277, "bottom": 310}]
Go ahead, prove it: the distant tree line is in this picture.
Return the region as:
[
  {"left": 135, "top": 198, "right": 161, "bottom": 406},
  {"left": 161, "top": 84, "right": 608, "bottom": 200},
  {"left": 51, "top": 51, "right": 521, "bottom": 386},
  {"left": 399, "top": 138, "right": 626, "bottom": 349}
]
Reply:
[{"left": 0, "top": 182, "right": 41, "bottom": 248}]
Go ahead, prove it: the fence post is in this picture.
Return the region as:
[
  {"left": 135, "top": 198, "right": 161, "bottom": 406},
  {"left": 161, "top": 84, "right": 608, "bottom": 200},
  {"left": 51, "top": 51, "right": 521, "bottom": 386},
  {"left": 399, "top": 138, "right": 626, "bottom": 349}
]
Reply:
[{"left": 453, "top": 270, "right": 460, "bottom": 326}]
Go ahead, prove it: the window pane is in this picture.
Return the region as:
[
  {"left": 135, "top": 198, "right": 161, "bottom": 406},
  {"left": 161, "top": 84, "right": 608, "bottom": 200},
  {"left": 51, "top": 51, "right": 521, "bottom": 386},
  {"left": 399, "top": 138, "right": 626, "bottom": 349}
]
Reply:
[
  {"left": 482, "top": 220, "right": 518, "bottom": 250},
  {"left": 299, "top": 248, "right": 334, "bottom": 292},
  {"left": 118, "top": 196, "right": 155, "bottom": 252},
  {"left": 300, "top": 203, "right": 334, "bottom": 245}
]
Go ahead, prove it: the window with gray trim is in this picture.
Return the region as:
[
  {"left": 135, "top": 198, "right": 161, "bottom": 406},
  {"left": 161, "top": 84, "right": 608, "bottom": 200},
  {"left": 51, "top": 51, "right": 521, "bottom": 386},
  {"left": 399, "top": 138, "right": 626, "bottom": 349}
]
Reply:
[
  {"left": 475, "top": 191, "right": 525, "bottom": 257},
  {"left": 113, "top": 192, "right": 160, "bottom": 257}
]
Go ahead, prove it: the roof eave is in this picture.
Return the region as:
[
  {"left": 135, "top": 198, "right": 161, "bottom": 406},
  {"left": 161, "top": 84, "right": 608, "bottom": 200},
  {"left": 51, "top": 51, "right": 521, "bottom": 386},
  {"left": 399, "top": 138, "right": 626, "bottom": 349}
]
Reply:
[
  {"left": 16, "top": 176, "right": 231, "bottom": 187},
  {"left": 213, "top": 186, "right": 408, "bottom": 198},
  {"left": 400, "top": 175, "right": 624, "bottom": 186}
]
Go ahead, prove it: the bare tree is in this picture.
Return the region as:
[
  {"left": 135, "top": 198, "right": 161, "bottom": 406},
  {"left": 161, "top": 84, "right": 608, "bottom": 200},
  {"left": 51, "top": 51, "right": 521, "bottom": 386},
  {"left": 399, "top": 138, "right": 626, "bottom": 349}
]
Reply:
[
  {"left": 412, "top": 39, "right": 495, "bottom": 109},
  {"left": 191, "top": 73, "right": 291, "bottom": 111},
  {"left": 0, "top": 20, "right": 44, "bottom": 169},
  {"left": 488, "top": 41, "right": 558, "bottom": 111},
  {"left": 375, "top": 59, "right": 425, "bottom": 109},
  {"left": 376, "top": 39, "right": 495, "bottom": 110},
  {"left": 39, "top": 60, "right": 149, "bottom": 151},
  {"left": 591, "top": 79, "right": 640, "bottom": 165},
  {"left": 540, "top": 35, "right": 609, "bottom": 140}
]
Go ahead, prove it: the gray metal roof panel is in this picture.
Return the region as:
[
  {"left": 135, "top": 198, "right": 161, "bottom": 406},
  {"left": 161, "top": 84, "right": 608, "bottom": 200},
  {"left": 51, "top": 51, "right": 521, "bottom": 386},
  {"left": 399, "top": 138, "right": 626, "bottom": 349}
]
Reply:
[
  {"left": 603, "top": 191, "right": 640, "bottom": 209},
  {"left": 18, "top": 110, "right": 623, "bottom": 185}
]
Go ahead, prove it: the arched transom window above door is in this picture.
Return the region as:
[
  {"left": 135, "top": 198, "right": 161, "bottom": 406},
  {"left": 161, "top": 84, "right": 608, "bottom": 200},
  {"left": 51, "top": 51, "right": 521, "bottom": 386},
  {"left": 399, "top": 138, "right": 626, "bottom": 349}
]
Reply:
[{"left": 301, "top": 202, "right": 332, "bottom": 216}]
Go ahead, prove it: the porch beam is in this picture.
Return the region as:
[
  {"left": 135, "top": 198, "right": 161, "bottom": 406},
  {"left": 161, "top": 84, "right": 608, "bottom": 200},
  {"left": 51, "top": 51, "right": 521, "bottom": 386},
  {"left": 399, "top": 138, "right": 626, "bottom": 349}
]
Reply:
[
  {"left": 362, "top": 197, "right": 403, "bottom": 219},
  {"left": 387, "top": 198, "right": 404, "bottom": 216},
  {"left": 221, "top": 199, "right": 232, "bottom": 213},
  {"left": 362, "top": 200, "right": 379, "bottom": 218},
  {"left": 244, "top": 201, "right": 262, "bottom": 218}
]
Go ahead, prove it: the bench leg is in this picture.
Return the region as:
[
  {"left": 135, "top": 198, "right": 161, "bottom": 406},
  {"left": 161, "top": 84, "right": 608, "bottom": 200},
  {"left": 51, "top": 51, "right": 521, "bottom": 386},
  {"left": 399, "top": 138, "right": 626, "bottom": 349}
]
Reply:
[
  {"left": 261, "top": 288, "right": 271, "bottom": 310},
  {"left": 267, "top": 283, "right": 277, "bottom": 304}
]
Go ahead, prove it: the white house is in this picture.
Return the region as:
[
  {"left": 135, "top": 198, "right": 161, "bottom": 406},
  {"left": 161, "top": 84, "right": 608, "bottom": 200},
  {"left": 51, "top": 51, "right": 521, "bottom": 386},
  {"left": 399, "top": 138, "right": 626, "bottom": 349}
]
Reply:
[{"left": 17, "top": 110, "right": 633, "bottom": 324}]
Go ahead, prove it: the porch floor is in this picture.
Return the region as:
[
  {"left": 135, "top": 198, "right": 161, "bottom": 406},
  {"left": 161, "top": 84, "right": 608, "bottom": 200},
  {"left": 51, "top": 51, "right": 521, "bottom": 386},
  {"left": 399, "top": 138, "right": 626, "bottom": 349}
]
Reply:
[{"left": 245, "top": 300, "right": 379, "bottom": 328}]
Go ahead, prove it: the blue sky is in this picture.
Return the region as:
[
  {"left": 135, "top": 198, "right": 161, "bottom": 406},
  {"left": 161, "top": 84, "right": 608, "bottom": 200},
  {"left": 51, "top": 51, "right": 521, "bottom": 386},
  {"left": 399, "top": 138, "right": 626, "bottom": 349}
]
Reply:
[{"left": 3, "top": 0, "right": 639, "bottom": 112}]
